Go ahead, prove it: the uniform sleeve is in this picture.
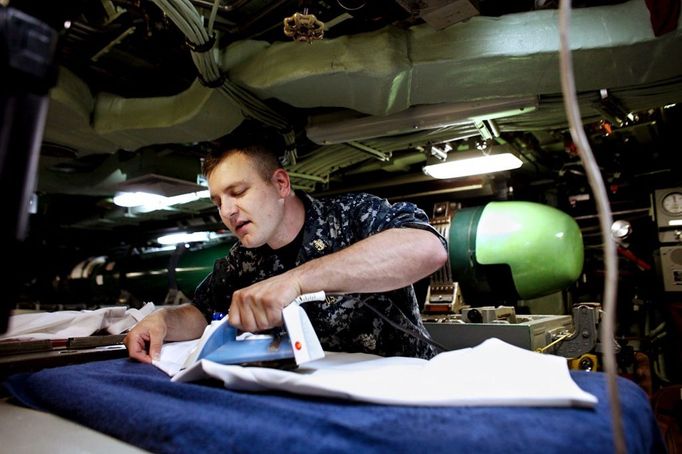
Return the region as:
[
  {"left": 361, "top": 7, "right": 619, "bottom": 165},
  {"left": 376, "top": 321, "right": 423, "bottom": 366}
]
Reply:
[
  {"left": 349, "top": 193, "right": 447, "bottom": 250},
  {"left": 191, "top": 255, "right": 237, "bottom": 323}
]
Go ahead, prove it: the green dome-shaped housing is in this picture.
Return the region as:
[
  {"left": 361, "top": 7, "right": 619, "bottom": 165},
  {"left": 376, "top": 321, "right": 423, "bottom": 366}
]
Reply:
[{"left": 449, "top": 201, "right": 584, "bottom": 300}]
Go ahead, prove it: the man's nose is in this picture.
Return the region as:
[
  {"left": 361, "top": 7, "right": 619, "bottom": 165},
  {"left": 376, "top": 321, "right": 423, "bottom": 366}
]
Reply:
[{"left": 219, "top": 197, "right": 238, "bottom": 219}]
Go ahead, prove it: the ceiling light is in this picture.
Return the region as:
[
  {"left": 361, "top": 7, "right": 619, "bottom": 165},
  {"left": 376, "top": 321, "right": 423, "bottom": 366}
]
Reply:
[
  {"left": 113, "top": 173, "right": 209, "bottom": 210},
  {"left": 116, "top": 174, "right": 207, "bottom": 197},
  {"left": 113, "top": 189, "right": 209, "bottom": 211},
  {"left": 423, "top": 150, "right": 523, "bottom": 179},
  {"left": 113, "top": 191, "right": 167, "bottom": 208},
  {"left": 156, "top": 230, "right": 232, "bottom": 245},
  {"left": 157, "top": 231, "right": 210, "bottom": 245}
]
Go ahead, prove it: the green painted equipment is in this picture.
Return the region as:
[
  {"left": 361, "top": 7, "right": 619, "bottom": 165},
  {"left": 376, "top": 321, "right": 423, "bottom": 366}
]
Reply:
[{"left": 448, "top": 201, "right": 583, "bottom": 304}]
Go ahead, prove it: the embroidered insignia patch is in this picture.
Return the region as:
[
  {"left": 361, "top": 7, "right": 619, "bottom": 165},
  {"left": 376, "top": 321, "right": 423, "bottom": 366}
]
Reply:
[{"left": 312, "top": 239, "right": 325, "bottom": 251}]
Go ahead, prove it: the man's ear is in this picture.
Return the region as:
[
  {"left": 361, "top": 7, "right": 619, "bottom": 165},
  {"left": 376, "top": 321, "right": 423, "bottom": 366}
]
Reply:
[{"left": 271, "top": 168, "right": 291, "bottom": 197}]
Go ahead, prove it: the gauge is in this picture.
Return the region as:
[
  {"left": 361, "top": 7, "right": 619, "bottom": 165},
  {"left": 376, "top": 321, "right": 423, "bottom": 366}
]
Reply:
[{"left": 662, "top": 192, "right": 682, "bottom": 215}]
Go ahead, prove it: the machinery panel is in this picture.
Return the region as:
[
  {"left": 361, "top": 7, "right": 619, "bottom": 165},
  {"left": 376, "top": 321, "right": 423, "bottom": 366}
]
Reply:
[
  {"left": 423, "top": 313, "right": 573, "bottom": 352},
  {"left": 660, "top": 246, "right": 682, "bottom": 292}
]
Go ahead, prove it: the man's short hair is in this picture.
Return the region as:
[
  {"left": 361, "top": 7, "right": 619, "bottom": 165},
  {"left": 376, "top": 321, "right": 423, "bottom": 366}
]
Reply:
[{"left": 202, "top": 124, "right": 284, "bottom": 181}]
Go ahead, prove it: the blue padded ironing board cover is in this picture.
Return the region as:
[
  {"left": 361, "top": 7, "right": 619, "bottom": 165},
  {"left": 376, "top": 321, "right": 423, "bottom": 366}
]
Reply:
[{"left": 3, "top": 358, "right": 665, "bottom": 454}]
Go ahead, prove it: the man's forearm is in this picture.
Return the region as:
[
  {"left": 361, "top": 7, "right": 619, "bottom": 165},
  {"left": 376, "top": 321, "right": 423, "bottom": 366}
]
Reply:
[
  {"left": 292, "top": 228, "right": 447, "bottom": 294},
  {"left": 161, "top": 304, "right": 208, "bottom": 341}
]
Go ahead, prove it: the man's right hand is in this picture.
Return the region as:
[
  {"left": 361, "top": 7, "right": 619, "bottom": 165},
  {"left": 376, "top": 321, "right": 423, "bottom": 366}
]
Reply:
[
  {"left": 123, "top": 312, "right": 168, "bottom": 363},
  {"left": 229, "top": 271, "right": 302, "bottom": 333}
]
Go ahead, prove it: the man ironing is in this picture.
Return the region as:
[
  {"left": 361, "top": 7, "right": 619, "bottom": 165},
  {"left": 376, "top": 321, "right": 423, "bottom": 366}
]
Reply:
[{"left": 124, "top": 129, "right": 448, "bottom": 362}]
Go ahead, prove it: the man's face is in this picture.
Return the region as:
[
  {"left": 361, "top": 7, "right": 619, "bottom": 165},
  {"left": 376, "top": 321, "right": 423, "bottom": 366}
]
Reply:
[{"left": 207, "top": 152, "right": 285, "bottom": 248}]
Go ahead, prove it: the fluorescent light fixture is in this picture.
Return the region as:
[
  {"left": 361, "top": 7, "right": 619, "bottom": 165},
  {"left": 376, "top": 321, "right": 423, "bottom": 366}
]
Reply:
[
  {"left": 164, "top": 190, "right": 210, "bottom": 206},
  {"left": 157, "top": 231, "right": 211, "bottom": 245},
  {"left": 113, "top": 191, "right": 167, "bottom": 208},
  {"left": 113, "top": 189, "right": 210, "bottom": 211},
  {"left": 423, "top": 151, "right": 523, "bottom": 179},
  {"left": 306, "top": 96, "right": 538, "bottom": 144},
  {"left": 156, "top": 230, "right": 232, "bottom": 245},
  {"left": 114, "top": 173, "right": 209, "bottom": 210}
]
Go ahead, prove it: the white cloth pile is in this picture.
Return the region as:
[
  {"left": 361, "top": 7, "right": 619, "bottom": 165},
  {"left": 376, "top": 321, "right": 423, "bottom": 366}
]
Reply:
[{"left": 0, "top": 303, "right": 155, "bottom": 340}]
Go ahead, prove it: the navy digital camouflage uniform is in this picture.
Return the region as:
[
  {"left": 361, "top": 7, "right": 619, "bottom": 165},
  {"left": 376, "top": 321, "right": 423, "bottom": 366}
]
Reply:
[{"left": 192, "top": 191, "right": 447, "bottom": 359}]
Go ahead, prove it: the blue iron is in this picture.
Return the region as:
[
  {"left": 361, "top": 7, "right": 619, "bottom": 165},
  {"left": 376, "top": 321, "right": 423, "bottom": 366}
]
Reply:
[{"left": 182, "top": 291, "right": 326, "bottom": 369}]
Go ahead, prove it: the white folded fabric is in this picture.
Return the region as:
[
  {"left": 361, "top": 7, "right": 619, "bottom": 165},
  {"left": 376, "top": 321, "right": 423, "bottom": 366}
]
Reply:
[
  {"left": 157, "top": 337, "right": 597, "bottom": 408},
  {"left": 0, "top": 303, "right": 156, "bottom": 340}
]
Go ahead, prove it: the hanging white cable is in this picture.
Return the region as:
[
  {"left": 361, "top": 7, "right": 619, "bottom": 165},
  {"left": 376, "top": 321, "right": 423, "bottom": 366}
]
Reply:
[
  {"left": 558, "top": 2, "right": 625, "bottom": 453},
  {"left": 153, "top": 0, "right": 222, "bottom": 83},
  {"left": 208, "top": 0, "right": 220, "bottom": 35},
  {"left": 177, "top": 0, "right": 209, "bottom": 40},
  {"left": 160, "top": 0, "right": 199, "bottom": 39}
]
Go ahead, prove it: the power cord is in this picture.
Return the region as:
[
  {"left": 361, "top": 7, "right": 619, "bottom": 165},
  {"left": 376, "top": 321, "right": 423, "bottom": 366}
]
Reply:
[
  {"left": 558, "top": 2, "right": 625, "bottom": 452},
  {"left": 358, "top": 297, "right": 449, "bottom": 353}
]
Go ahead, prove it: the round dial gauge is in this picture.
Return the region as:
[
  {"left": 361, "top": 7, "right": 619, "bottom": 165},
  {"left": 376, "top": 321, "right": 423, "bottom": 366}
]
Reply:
[{"left": 662, "top": 192, "right": 682, "bottom": 215}]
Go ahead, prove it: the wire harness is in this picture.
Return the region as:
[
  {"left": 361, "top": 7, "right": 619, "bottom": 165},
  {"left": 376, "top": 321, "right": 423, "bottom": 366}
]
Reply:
[{"left": 150, "top": 0, "right": 296, "bottom": 162}]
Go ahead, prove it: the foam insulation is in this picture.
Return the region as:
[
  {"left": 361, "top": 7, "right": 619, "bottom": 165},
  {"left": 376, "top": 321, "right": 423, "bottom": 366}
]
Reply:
[
  {"left": 227, "top": 0, "right": 682, "bottom": 116},
  {"left": 93, "top": 81, "right": 244, "bottom": 150},
  {"left": 44, "top": 67, "right": 120, "bottom": 155},
  {"left": 44, "top": 68, "right": 245, "bottom": 156}
]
